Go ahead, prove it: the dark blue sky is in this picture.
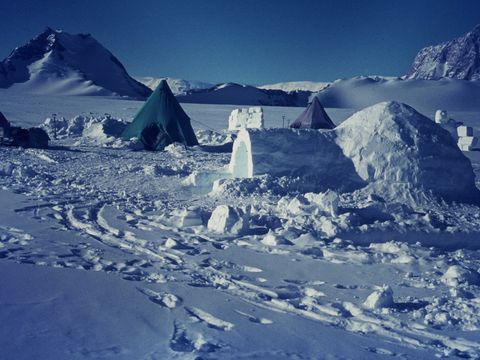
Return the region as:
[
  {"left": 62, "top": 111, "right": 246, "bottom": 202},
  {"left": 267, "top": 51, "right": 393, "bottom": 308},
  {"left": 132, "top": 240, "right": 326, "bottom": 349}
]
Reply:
[{"left": 1, "top": 0, "right": 480, "bottom": 84}]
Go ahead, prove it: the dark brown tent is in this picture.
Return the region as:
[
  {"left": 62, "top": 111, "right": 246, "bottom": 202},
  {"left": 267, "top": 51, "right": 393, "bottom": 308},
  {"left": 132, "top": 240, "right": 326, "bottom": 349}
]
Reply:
[{"left": 290, "top": 97, "right": 335, "bottom": 129}]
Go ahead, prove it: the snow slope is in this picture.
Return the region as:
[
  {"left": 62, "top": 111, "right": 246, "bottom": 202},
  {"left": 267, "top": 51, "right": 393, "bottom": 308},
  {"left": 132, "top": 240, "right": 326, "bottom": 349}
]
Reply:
[
  {"left": 259, "top": 81, "right": 330, "bottom": 92},
  {"left": 135, "top": 77, "right": 213, "bottom": 95},
  {"left": 176, "top": 82, "right": 311, "bottom": 107},
  {"left": 316, "top": 76, "right": 480, "bottom": 112},
  {"left": 407, "top": 24, "right": 480, "bottom": 80},
  {"left": 0, "top": 28, "right": 151, "bottom": 99}
]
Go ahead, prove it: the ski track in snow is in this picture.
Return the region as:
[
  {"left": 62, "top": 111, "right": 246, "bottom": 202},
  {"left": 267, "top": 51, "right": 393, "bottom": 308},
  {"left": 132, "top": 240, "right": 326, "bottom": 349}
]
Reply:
[{"left": 1, "top": 106, "right": 480, "bottom": 358}]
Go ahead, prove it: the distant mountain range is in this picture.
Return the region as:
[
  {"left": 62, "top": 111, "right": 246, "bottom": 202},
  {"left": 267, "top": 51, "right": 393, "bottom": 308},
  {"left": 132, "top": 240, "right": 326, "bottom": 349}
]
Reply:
[
  {"left": 407, "top": 24, "right": 480, "bottom": 80},
  {"left": 136, "top": 79, "right": 314, "bottom": 106},
  {"left": 176, "top": 82, "right": 312, "bottom": 107},
  {"left": 0, "top": 28, "right": 151, "bottom": 99},
  {"left": 2, "top": 25, "right": 480, "bottom": 107},
  {"left": 135, "top": 77, "right": 213, "bottom": 96}
]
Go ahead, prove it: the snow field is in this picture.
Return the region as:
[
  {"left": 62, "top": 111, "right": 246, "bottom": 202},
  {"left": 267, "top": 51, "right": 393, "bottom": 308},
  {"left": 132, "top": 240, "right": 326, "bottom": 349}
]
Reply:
[{"left": 1, "top": 95, "right": 480, "bottom": 358}]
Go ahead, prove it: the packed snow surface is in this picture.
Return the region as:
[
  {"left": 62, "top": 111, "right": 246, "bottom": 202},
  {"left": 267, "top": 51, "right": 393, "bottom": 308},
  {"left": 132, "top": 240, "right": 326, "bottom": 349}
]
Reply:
[{"left": 1, "top": 90, "right": 480, "bottom": 359}]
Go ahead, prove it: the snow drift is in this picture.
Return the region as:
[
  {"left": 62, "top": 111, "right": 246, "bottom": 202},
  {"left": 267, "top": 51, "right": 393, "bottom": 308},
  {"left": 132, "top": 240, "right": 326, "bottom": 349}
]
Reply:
[
  {"left": 316, "top": 77, "right": 480, "bottom": 112},
  {"left": 228, "top": 101, "right": 480, "bottom": 203}
]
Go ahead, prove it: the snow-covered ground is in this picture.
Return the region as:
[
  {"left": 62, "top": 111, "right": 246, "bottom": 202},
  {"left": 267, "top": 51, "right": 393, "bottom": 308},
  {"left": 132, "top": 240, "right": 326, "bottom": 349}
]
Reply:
[{"left": 1, "top": 89, "right": 480, "bottom": 359}]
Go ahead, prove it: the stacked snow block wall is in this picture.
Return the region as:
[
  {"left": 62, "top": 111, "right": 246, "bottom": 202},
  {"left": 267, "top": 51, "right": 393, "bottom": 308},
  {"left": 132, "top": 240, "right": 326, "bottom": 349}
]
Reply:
[
  {"left": 228, "top": 107, "right": 264, "bottom": 131},
  {"left": 229, "top": 128, "right": 364, "bottom": 192},
  {"left": 228, "top": 102, "right": 480, "bottom": 203},
  {"left": 457, "top": 125, "right": 478, "bottom": 151}
]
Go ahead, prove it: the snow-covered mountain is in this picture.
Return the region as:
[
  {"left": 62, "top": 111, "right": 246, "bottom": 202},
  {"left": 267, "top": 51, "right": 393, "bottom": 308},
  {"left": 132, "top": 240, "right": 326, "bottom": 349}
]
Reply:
[
  {"left": 259, "top": 81, "right": 330, "bottom": 92},
  {"left": 136, "top": 76, "right": 213, "bottom": 96},
  {"left": 176, "top": 82, "right": 311, "bottom": 107},
  {"left": 316, "top": 76, "right": 480, "bottom": 112},
  {"left": 407, "top": 24, "right": 480, "bottom": 80},
  {"left": 0, "top": 28, "right": 152, "bottom": 99}
]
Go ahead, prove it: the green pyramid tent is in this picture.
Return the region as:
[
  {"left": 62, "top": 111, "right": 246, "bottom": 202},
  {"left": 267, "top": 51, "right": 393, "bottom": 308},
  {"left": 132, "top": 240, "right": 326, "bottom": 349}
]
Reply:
[{"left": 121, "top": 80, "right": 198, "bottom": 150}]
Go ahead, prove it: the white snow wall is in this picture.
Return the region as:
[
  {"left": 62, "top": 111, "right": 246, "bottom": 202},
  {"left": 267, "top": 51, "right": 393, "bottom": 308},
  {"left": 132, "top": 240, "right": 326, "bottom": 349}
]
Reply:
[
  {"left": 228, "top": 107, "right": 264, "bottom": 131},
  {"left": 229, "top": 102, "right": 480, "bottom": 203},
  {"left": 229, "top": 128, "right": 365, "bottom": 192}
]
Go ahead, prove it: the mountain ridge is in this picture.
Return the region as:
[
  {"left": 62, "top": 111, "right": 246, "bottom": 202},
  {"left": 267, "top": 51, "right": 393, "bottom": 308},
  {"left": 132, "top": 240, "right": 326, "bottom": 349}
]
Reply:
[
  {"left": 0, "top": 28, "right": 152, "bottom": 99},
  {"left": 407, "top": 24, "right": 480, "bottom": 80}
]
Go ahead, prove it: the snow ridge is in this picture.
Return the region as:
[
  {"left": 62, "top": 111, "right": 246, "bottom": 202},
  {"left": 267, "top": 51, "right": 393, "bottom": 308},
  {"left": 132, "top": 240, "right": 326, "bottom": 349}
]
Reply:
[{"left": 407, "top": 24, "right": 480, "bottom": 80}]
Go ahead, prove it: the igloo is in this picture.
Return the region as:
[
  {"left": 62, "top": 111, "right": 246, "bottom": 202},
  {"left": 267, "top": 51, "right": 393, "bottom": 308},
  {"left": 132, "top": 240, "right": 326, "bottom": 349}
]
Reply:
[
  {"left": 334, "top": 102, "right": 480, "bottom": 203},
  {"left": 228, "top": 107, "right": 264, "bottom": 131},
  {"left": 227, "top": 101, "right": 480, "bottom": 203}
]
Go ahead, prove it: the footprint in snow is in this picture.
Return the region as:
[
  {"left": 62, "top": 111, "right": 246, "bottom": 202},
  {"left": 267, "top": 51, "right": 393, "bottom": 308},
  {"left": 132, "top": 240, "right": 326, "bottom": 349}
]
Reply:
[
  {"left": 186, "top": 307, "right": 234, "bottom": 331},
  {"left": 235, "top": 310, "right": 273, "bottom": 325},
  {"left": 137, "top": 287, "right": 181, "bottom": 309},
  {"left": 169, "top": 322, "right": 222, "bottom": 354}
]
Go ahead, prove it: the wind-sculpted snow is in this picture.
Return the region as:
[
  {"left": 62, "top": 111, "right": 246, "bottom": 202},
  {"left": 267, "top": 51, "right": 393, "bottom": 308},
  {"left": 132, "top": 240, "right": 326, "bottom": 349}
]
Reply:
[
  {"left": 1, "top": 101, "right": 480, "bottom": 358},
  {"left": 316, "top": 76, "right": 480, "bottom": 112}
]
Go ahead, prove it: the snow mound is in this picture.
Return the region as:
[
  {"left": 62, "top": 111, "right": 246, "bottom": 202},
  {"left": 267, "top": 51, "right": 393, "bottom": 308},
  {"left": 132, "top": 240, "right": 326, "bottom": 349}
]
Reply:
[
  {"left": 207, "top": 205, "right": 250, "bottom": 235},
  {"left": 441, "top": 265, "right": 480, "bottom": 287},
  {"left": 261, "top": 230, "right": 293, "bottom": 246},
  {"left": 316, "top": 77, "right": 480, "bottom": 112},
  {"left": 41, "top": 114, "right": 132, "bottom": 147},
  {"left": 195, "top": 130, "right": 232, "bottom": 146},
  {"left": 363, "top": 285, "right": 394, "bottom": 309},
  {"left": 335, "top": 101, "right": 480, "bottom": 203}
]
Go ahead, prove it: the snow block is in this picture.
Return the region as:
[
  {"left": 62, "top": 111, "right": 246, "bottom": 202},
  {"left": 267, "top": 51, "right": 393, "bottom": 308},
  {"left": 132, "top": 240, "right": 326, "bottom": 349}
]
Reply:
[
  {"left": 229, "top": 128, "right": 364, "bottom": 192},
  {"left": 363, "top": 285, "right": 394, "bottom": 309},
  {"left": 434, "top": 110, "right": 448, "bottom": 124},
  {"left": 228, "top": 107, "right": 264, "bottom": 131},
  {"left": 458, "top": 136, "right": 478, "bottom": 151},
  {"left": 457, "top": 125, "right": 473, "bottom": 137},
  {"left": 207, "top": 205, "right": 250, "bottom": 235}
]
